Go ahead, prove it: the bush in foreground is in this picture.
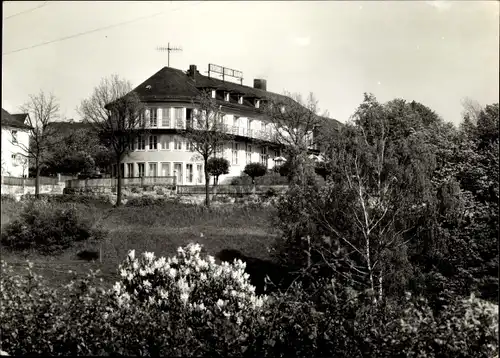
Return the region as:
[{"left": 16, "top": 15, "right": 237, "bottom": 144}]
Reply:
[
  {"left": 0, "top": 244, "right": 497, "bottom": 357},
  {"left": 1, "top": 201, "right": 106, "bottom": 254}
]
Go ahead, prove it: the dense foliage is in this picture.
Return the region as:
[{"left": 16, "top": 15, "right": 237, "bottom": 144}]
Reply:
[
  {"left": 40, "top": 123, "right": 113, "bottom": 177},
  {"left": 272, "top": 94, "right": 498, "bottom": 307},
  {"left": 1, "top": 245, "right": 497, "bottom": 357},
  {"left": 243, "top": 162, "right": 267, "bottom": 184},
  {"left": 207, "top": 157, "right": 230, "bottom": 185},
  {"left": 1, "top": 200, "right": 106, "bottom": 254}
]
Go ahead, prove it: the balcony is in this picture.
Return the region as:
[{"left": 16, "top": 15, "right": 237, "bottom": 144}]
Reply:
[
  {"left": 185, "top": 122, "right": 318, "bottom": 148},
  {"left": 220, "top": 124, "right": 278, "bottom": 142}
]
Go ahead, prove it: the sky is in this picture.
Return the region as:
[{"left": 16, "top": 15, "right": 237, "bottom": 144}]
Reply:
[{"left": 2, "top": 1, "right": 499, "bottom": 126}]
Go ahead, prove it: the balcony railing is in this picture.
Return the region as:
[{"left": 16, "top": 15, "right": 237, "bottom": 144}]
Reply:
[{"left": 168, "top": 121, "right": 317, "bottom": 149}]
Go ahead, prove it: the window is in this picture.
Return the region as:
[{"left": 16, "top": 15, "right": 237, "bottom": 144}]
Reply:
[
  {"left": 211, "top": 90, "right": 216, "bottom": 98},
  {"left": 280, "top": 105, "right": 285, "bottom": 113},
  {"left": 238, "top": 95, "right": 243, "bottom": 105},
  {"left": 130, "top": 138, "right": 136, "bottom": 151},
  {"left": 174, "top": 137, "right": 183, "bottom": 150},
  {"left": 149, "top": 135, "right": 157, "bottom": 150},
  {"left": 149, "top": 108, "right": 158, "bottom": 127},
  {"left": 196, "top": 164, "right": 203, "bottom": 184},
  {"left": 161, "top": 108, "right": 171, "bottom": 127},
  {"left": 139, "top": 111, "right": 146, "bottom": 127},
  {"left": 175, "top": 108, "right": 183, "bottom": 128},
  {"left": 260, "top": 146, "right": 268, "bottom": 166},
  {"left": 161, "top": 162, "right": 170, "bottom": 176},
  {"left": 224, "top": 92, "right": 230, "bottom": 102},
  {"left": 127, "top": 163, "right": 134, "bottom": 178},
  {"left": 246, "top": 144, "right": 252, "bottom": 164},
  {"left": 137, "top": 163, "right": 145, "bottom": 177},
  {"left": 232, "top": 143, "right": 239, "bottom": 165},
  {"left": 137, "top": 136, "right": 145, "bottom": 150},
  {"left": 186, "top": 141, "right": 195, "bottom": 152},
  {"left": 216, "top": 144, "right": 224, "bottom": 158},
  {"left": 186, "top": 164, "right": 194, "bottom": 183},
  {"left": 11, "top": 130, "right": 17, "bottom": 144},
  {"left": 255, "top": 99, "right": 260, "bottom": 109},
  {"left": 161, "top": 135, "right": 170, "bottom": 150},
  {"left": 148, "top": 163, "right": 157, "bottom": 177},
  {"left": 174, "top": 163, "right": 182, "bottom": 184}
]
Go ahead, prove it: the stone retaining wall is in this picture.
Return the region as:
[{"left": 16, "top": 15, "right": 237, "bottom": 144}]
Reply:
[{"left": 1, "top": 183, "right": 65, "bottom": 198}]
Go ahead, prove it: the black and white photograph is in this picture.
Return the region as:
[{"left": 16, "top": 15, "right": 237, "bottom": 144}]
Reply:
[{"left": 1, "top": 1, "right": 498, "bottom": 356}]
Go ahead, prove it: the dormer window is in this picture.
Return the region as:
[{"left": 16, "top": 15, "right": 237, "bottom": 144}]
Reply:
[
  {"left": 224, "top": 92, "right": 230, "bottom": 102},
  {"left": 211, "top": 90, "right": 216, "bottom": 99},
  {"left": 238, "top": 95, "right": 243, "bottom": 105},
  {"left": 255, "top": 99, "right": 260, "bottom": 109},
  {"left": 280, "top": 105, "right": 285, "bottom": 113}
]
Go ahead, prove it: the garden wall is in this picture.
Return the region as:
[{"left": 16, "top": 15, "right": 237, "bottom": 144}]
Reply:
[{"left": 1, "top": 183, "right": 65, "bottom": 197}]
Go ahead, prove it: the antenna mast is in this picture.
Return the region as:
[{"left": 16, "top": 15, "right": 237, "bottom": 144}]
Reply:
[{"left": 156, "top": 42, "right": 183, "bottom": 67}]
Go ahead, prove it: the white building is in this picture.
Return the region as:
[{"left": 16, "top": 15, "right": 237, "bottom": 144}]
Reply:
[
  {"left": 1, "top": 109, "right": 31, "bottom": 177},
  {"left": 113, "top": 64, "right": 331, "bottom": 185}
]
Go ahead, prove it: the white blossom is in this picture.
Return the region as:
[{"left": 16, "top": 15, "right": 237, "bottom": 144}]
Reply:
[{"left": 180, "top": 292, "right": 189, "bottom": 304}]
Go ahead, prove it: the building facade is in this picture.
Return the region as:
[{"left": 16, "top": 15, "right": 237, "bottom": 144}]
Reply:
[
  {"left": 114, "top": 64, "right": 322, "bottom": 185},
  {"left": 1, "top": 109, "right": 31, "bottom": 177}
]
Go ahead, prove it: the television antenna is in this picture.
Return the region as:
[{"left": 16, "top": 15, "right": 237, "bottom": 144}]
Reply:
[{"left": 156, "top": 42, "right": 182, "bottom": 67}]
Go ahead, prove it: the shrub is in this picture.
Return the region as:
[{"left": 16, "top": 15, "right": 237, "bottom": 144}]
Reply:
[
  {"left": 264, "top": 187, "right": 277, "bottom": 198},
  {"left": 1, "top": 201, "right": 106, "bottom": 254},
  {"left": 243, "top": 163, "right": 267, "bottom": 184},
  {"left": 130, "top": 187, "right": 140, "bottom": 194},
  {"left": 125, "top": 195, "right": 167, "bottom": 207},
  {"left": 207, "top": 157, "right": 230, "bottom": 185},
  {"left": 112, "top": 243, "right": 268, "bottom": 355},
  {"left": 1, "top": 194, "right": 17, "bottom": 203},
  {"left": 156, "top": 188, "right": 165, "bottom": 196},
  {"left": 76, "top": 249, "right": 100, "bottom": 261}
]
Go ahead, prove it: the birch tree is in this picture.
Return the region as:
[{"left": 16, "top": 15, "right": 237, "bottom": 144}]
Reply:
[
  {"left": 78, "top": 74, "right": 145, "bottom": 206},
  {"left": 185, "top": 91, "right": 229, "bottom": 207},
  {"left": 14, "top": 91, "right": 60, "bottom": 198}
]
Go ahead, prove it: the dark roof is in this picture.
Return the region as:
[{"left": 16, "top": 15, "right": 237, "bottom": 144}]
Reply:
[
  {"left": 1, "top": 109, "right": 32, "bottom": 130},
  {"left": 132, "top": 66, "right": 290, "bottom": 105},
  {"left": 129, "top": 65, "right": 342, "bottom": 126}
]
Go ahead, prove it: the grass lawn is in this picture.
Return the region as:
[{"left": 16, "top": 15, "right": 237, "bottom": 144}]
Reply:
[{"left": 0, "top": 198, "right": 279, "bottom": 289}]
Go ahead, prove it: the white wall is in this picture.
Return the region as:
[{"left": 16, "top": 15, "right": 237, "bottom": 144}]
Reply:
[
  {"left": 120, "top": 105, "right": 282, "bottom": 185},
  {"left": 1, "top": 126, "right": 30, "bottom": 177}
]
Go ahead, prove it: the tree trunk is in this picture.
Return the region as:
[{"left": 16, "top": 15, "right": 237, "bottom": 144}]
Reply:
[
  {"left": 204, "top": 158, "right": 210, "bottom": 207},
  {"left": 35, "top": 160, "right": 41, "bottom": 199},
  {"left": 116, "top": 158, "right": 122, "bottom": 207}
]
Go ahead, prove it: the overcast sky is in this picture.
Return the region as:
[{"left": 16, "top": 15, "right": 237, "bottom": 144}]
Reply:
[{"left": 2, "top": 1, "right": 499, "bottom": 126}]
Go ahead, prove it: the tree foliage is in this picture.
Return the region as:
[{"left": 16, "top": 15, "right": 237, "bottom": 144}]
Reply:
[
  {"left": 243, "top": 163, "right": 267, "bottom": 184},
  {"left": 273, "top": 92, "right": 498, "bottom": 308},
  {"left": 206, "top": 157, "right": 230, "bottom": 185}
]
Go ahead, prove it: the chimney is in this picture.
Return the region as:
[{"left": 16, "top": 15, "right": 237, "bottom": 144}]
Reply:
[
  {"left": 253, "top": 79, "right": 267, "bottom": 91},
  {"left": 188, "top": 65, "right": 197, "bottom": 79}
]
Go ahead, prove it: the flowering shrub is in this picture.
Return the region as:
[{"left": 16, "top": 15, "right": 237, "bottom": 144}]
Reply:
[
  {"left": 1, "top": 246, "right": 497, "bottom": 357},
  {"left": 112, "top": 243, "right": 268, "bottom": 355}
]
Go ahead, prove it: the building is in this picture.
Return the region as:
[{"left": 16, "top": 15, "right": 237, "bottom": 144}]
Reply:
[
  {"left": 1, "top": 108, "right": 31, "bottom": 177},
  {"left": 114, "top": 64, "right": 338, "bottom": 185}
]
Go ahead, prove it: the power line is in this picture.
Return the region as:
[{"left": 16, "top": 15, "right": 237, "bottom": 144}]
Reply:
[
  {"left": 4, "top": 1, "right": 48, "bottom": 20},
  {"left": 2, "top": 1, "right": 203, "bottom": 56}
]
